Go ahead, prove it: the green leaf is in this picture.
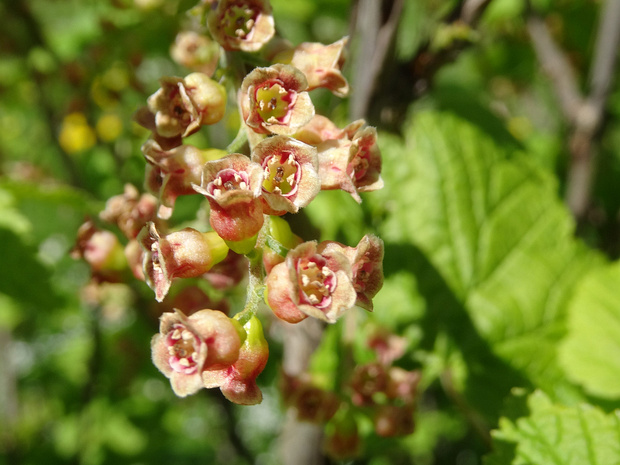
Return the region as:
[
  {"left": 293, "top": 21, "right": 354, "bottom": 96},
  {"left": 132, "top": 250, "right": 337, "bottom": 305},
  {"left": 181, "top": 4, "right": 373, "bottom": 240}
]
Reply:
[
  {"left": 559, "top": 261, "right": 620, "bottom": 399},
  {"left": 486, "top": 390, "right": 620, "bottom": 465},
  {"left": 370, "top": 111, "right": 602, "bottom": 418}
]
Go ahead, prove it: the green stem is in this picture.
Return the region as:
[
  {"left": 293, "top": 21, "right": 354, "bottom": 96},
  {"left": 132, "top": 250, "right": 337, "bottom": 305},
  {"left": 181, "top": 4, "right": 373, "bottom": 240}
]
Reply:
[
  {"left": 265, "top": 234, "right": 289, "bottom": 257},
  {"left": 226, "top": 125, "right": 249, "bottom": 154},
  {"left": 234, "top": 218, "right": 270, "bottom": 325}
]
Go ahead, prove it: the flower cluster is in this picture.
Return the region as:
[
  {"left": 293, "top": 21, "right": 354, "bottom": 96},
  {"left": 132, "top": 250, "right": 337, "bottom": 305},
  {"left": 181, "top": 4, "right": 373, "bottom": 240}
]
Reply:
[
  {"left": 281, "top": 329, "right": 420, "bottom": 459},
  {"left": 74, "top": 0, "right": 394, "bottom": 427}
]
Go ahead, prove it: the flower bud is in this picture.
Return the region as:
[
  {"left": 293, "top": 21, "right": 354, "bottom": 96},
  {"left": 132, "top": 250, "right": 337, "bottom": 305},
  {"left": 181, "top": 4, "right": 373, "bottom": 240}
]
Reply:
[
  {"left": 171, "top": 31, "right": 220, "bottom": 77},
  {"left": 151, "top": 309, "right": 242, "bottom": 397},
  {"left": 138, "top": 222, "right": 229, "bottom": 302},
  {"left": 146, "top": 72, "right": 226, "bottom": 139},
  {"left": 72, "top": 220, "right": 127, "bottom": 282},
  {"left": 203, "top": 315, "right": 269, "bottom": 405},
  {"left": 207, "top": 0, "right": 275, "bottom": 52},
  {"left": 240, "top": 64, "right": 314, "bottom": 136}
]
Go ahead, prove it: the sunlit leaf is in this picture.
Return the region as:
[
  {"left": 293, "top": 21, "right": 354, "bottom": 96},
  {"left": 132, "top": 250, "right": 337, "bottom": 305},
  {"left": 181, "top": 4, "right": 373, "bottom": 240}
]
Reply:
[
  {"left": 559, "top": 261, "right": 620, "bottom": 399},
  {"left": 486, "top": 390, "right": 620, "bottom": 465}
]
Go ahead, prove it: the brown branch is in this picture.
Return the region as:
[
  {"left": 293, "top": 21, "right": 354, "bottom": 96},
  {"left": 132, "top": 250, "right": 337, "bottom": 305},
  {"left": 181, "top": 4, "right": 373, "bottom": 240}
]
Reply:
[
  {"left": 525, "top": 15, "right": 584, "bottom": 124},
  {"left": 279, "top": 318, "right": 326, "bottom": 465},
  {"left": 350, "top": 0, "right": 405, "bottom": 120},
  {"left": 528, "top": 2, "right": 620, "bottom": 220}
]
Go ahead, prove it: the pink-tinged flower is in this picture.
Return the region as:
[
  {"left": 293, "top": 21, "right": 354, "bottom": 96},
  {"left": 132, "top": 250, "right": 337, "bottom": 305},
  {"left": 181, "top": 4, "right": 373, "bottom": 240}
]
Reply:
[
  {"left": 205, "top": 250, "right": 248, "bottom": 290},
  {"left": 145, "top": 72, "right": 226, "bottom": 139},
  {"left": 367, "top": 329, "right": 407, "bottom": 365},
  {"left": 319, "top": 234, "right": 384, "bottom": 311},
  {"left": 265, "top": 241, "right": 356, "bottom": 323},
  {"left": 273, "top": 37, "right": 349, "bottom": 97},
  {"left": 281, "top": 374, "right": 340, "bottom": 423},
  {"left": 350, "top": 362, "right": 388, "bottom": 406},
  {"left": 207, "top": 0, "right": 275, "bottom": 52},
  {"left": 323, "top": 412, "right": 361, "bottom": 460},
  {"left": 72, "top": 220, "right": 127, "bottom": 282},
  {"left": 240, "top": 64, "right": 315, "bottom": 136},
  {"left": 373, "top": 404, "right": 415, "bottom": 437},
  {"left": 100, "top": 184, "right": 158, "bottom": 239},
  {"left": 317, "top": 124, "right": 383, "bottom": 203},
  {"left": 142, "top": 140, "right": 226, "bottom": 219},
  {"left": 192, "top": 154, "right": 265, "bottom": 242},
  {"left": 293, "top": 115, "right": 359, "bottom": 146},
  {"left": 202, "top": 315, "right": 269, "bottom": 405},
  {"left": 385, "top": 367, "right": 420, "bottom": 404},
  {"left": 160, "top": 285, "right": 230, "bottom": 316},
  {"left": 151, "top": 309, "right": 242, "bottom": 397},
  {"left": 251, "top": 135, "right": 320, "bottom": 214},
  {"left": 170, "top": 31, "right": 220, "bottom": 77},
  {"left": 138, "top": 222, "right": 229, "bottom": 302},
  {"left": 124, "top": 239, "right": 145, "bottom": 281}
]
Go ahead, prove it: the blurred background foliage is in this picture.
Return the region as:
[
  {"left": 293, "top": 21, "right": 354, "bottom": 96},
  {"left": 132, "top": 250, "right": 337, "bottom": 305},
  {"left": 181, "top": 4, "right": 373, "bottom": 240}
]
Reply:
[{"left": 2, "top": 0, "right": 620, "bottom": 464}]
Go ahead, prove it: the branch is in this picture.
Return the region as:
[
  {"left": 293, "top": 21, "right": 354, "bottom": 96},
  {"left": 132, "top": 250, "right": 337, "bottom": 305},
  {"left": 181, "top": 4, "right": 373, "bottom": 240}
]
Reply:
[
  {"left": 350, "top": 0, "right": 405, "bottom": 120},
  {"left": 279, "top": 318, "right": 326, "bottom": 465},
  {"left": 525, "top": 15, "right": 584, "bottom": 124}
]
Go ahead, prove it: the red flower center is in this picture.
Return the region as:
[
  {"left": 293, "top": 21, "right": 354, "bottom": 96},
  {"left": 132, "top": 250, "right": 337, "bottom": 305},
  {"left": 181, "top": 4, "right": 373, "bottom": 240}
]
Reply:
[
  {"left": 208, "top": 169, "right": 250, "bottom": 198},
  {"left": 166, "top": 324, "right": 202, "bottom": 374},
  {"left": 297, "top": 255, "right": 336, "bottom": 309}
]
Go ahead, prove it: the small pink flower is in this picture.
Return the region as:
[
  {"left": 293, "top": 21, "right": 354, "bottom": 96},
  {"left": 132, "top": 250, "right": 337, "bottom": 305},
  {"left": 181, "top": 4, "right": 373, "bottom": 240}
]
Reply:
[
  {"left": 142, "top": 140, "right": 225, "bottom": 219},
  {"left": 192, "top": 154, "right": 265, "bottom": 242},
  {"left": 251, "top": 135, "right": 320, "bottom": 214},
  {"left": 144, "top": 72, "right": 227, "bottom": 139},
  {"left": 319, "top": 234, "right": 384, "bottom": 311},
  {"left": 281, "top": 374, "right": 340, "bottom": 423},
  {"left": 138, "top": 222, "right": 229, "bottom": 302},
  {"left": 385, "top": 367, "right": 420, "bottom": 404},
  {"left": 317, "top": 124, "right": 383, "bottom": 203},
  {"left": 323, "top": 412, "right": 361, "bottom": 460},
  {"left": 265, "top": 241, "right": 356, "bottom": 323},
  {"left": 350, "top": 362, "right": 388, "bottom": 406},
  {"left": 151, "top": 309, "right": 242, "bottom": 397},
  {"left": 273, "top": 37, "right": 349, "bottom": 97},
  {"left": 205, "top": 250, "right": 249, "bottom": 290},
  {"left": 72, "top": 220, "right": 127, "bottom": 282},
  {"left": 207, "top": 0, "right": 275, "bottom": 52},
  {"left": 240, "top": 64, "right": 314, "bottom": 136},
  {"left": 294, "top": 115, "right": 360, "bottom": 146},
  {"left": 170, "top": 31, "right": 220, "bottom": 77},
  {"left": 202, "top": 315, "right": 269, "bottom": 405},
  {"left": 99, "top": 184, "right": 158, "bottom": 239},
  {"left": 159, "top": 285, "right": 230, "bottom": 316},
  {"left": 374, "top": 404, "right": 415, "bottom": 437}
]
